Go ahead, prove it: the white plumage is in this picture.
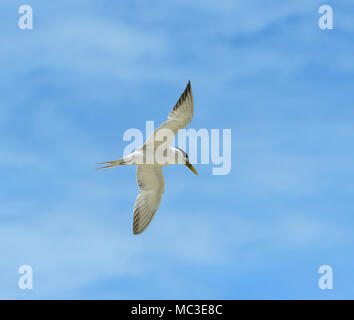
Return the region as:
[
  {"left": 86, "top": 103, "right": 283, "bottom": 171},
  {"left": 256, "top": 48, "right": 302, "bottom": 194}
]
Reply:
[{"left": 97, "top": 81, "right": 198, "bottom": 234}]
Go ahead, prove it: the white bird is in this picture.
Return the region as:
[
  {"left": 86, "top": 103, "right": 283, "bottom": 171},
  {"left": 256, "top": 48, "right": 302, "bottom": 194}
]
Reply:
[{"left": 97, "top": 81, "right": 198, "bottom": 235}]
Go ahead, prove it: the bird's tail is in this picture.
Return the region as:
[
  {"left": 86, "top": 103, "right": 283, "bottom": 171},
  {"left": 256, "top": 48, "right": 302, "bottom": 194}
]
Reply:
[{"left": 96, "top": 158, "right": 127, "bottom": 170}]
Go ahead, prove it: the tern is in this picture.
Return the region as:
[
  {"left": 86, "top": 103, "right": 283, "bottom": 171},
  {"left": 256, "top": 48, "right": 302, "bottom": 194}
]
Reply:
[{"left": 97, "top": 81, "right": 198, "bottom": 234}]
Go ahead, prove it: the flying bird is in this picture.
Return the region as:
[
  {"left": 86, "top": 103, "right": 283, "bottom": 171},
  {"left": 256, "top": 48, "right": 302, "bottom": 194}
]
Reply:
[{"left": 97, "top": 81, "right": 198, "bottom": 234}]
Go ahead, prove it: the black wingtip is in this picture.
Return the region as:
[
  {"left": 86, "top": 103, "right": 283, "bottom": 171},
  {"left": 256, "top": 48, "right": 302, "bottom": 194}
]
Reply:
[{"left": 186, "top": 80, "right": 191, "bottom": 93}]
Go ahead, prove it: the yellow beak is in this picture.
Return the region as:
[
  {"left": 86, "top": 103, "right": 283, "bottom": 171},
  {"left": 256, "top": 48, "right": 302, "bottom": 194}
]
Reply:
[{"left": 185, "top": 161, "right": 198, "bottom": 175}]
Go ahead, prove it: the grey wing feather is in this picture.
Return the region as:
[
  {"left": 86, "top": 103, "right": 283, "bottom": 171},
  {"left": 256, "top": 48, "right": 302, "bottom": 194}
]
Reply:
[
  {"left": 133, "top": 165, "right": 165, "bottom": 234},
  {"left": 143, "top": 81, "right": 194, "bottom": 148}
]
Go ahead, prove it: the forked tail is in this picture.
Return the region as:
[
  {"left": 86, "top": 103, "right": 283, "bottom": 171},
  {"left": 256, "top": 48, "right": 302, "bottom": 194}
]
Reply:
[{"left": 96, "top": 158, "right": 126, "bottom": 169}]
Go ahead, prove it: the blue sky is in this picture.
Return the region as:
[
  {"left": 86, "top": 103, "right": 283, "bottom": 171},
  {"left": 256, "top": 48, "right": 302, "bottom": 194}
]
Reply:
[{"left": 0, "top": 0, "right": 354, "bottom": 299}]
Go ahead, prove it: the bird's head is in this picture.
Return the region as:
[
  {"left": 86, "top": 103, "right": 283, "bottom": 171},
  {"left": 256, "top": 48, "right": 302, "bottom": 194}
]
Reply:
[{"left": 173, "top": 147, "right": 198, "bottom": 175}]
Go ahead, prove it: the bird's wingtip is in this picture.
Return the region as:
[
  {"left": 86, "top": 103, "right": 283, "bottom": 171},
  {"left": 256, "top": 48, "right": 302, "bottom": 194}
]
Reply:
[{"left": 133, "top": 228, "right": 143, "bottom": 235}]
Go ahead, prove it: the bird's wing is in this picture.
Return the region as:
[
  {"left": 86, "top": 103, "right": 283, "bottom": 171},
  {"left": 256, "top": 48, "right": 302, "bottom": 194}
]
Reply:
[
  {"left": 143, "top": 81, "right": 194, "bottom": 149},
  {"left": 133, "top": 165, "right": 165, "bottom": 234}
]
